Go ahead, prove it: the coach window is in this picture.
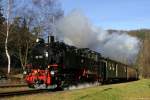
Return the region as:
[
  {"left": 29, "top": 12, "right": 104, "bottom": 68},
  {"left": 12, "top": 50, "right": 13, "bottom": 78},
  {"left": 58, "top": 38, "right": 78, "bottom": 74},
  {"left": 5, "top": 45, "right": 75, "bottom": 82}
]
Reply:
[
  {"left": 109, "top": 63, "right": 112, "bottom": 70},
  {"left": 45, "top": 52, "right": 48, "bottom": 57},
  {"left": 124, "top": 67, "right": 126, "bottom": 72},
  {"left": 35, "top": 56, "right": 38, "bottom": 59},
  {"left": 112, "top": 64, "right": 115, "bottom": 71}
]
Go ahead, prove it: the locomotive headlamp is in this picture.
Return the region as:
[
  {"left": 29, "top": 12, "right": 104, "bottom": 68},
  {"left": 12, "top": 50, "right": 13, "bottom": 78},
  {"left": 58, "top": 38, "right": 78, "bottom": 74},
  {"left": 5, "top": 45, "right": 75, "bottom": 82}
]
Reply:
[
  {"left": 48, "top": 65, "right": 50, "bottom": 68},
  {"left": 36, "top": 38, "right": 44, "bottom": 43},
  {"left": 36, "top": 38, "right": 40, "bottom": 42},
  {"left": 23, "top": 71, "right": 27, "bottom": 75},
  {"left": 50, "top": 71, "right": 55, "bottom": 75}
]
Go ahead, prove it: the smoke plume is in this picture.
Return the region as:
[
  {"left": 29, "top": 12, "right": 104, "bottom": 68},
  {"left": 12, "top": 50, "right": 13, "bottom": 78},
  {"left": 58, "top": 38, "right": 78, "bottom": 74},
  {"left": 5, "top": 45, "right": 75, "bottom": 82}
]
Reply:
[{"left": 55, "top": 10, "right": 141, "bottom": 64}]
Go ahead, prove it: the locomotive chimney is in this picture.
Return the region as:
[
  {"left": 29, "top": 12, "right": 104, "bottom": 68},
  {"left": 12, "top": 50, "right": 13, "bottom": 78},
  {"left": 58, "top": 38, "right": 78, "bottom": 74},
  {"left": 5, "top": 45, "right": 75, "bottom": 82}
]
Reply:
[{"left": 48, "top": 36, "right": 54, "bottom": 43}]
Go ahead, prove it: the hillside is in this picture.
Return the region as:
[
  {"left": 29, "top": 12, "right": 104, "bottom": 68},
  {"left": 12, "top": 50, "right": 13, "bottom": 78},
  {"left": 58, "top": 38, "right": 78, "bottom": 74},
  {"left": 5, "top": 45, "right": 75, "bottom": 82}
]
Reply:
[
  {"left": 128, "top": 29, "right": 150, "bottom": 78},
  {"left": 108, "top": 29, "right": 150, "bottom": 78}
]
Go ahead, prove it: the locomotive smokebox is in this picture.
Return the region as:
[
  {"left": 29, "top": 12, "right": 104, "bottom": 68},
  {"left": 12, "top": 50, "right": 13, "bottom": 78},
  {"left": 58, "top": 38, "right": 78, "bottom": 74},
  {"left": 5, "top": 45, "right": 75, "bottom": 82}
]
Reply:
[{"left": 48, "top": 36, "right": 54, "bottom": 43}]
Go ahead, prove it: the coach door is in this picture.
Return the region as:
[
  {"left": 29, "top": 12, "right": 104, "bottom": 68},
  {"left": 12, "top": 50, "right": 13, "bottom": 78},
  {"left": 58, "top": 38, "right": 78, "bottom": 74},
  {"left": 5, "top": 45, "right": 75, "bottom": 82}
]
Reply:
[{"left": 101, "top": 61, "right": 106, "bottom": 81}]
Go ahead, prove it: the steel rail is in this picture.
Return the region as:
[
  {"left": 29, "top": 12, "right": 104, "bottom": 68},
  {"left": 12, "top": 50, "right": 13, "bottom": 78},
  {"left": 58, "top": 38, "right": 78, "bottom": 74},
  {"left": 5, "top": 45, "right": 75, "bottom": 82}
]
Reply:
[
  {"left": 0, "top": 89, "right": 55, "bottom": 98},
  {"left": 0, "top": 84, "right": 27, "bottom": 88}
]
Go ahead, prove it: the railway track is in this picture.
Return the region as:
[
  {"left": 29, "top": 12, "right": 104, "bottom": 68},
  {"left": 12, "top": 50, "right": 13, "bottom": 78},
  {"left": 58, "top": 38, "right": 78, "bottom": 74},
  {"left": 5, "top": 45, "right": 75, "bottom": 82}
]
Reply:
[
  {"left": 0, "top": 84, "right": 27, "bottom": 88},
  {"left": 0, "top": 82, "right": 100, "bottom": 98},
  {"left": 0, "top": 89, "right": 56, "bottom": 98}
]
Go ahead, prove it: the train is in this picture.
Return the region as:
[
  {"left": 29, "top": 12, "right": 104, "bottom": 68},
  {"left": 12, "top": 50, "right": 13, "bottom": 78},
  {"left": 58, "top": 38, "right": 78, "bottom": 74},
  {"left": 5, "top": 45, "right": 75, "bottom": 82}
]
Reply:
[{"left": 24, "top": 36, "right": 139, "bottom": 88}]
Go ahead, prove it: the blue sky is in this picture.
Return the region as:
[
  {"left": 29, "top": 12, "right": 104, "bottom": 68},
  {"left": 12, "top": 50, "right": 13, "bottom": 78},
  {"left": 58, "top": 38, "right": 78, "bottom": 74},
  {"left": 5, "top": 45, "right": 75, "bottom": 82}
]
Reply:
[{"left": 60, "top": 0, "right": 150, "bottom": 30}]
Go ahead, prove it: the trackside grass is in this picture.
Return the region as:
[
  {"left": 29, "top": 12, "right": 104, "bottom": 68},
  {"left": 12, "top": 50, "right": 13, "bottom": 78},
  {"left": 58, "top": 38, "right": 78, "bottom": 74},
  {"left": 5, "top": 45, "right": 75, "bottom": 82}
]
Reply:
[{"left": 5, "top": 79, "right": 150, "bottom": 100}]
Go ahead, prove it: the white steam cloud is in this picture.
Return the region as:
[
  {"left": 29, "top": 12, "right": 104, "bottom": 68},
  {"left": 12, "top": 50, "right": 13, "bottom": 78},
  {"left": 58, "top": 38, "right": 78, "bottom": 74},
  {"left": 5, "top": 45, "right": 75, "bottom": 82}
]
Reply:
[{"left": 55, "top": 10, "right": 141, "bottom": 64}]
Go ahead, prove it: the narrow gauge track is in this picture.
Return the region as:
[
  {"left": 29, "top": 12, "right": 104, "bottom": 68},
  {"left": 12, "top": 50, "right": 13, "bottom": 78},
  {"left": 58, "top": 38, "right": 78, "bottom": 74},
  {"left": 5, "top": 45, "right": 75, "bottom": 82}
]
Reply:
[
  {"left": 0, "top": 84, "right": 27, "bottom": 88},
  {"left": 0, "top": 81, "right": 134, "bottom": 98},
  {"left": 0, "top": 82, "right": 100, "bottom": 98},
  {"left": 0, "top": 89, "right": 57, "bottom": 98}
]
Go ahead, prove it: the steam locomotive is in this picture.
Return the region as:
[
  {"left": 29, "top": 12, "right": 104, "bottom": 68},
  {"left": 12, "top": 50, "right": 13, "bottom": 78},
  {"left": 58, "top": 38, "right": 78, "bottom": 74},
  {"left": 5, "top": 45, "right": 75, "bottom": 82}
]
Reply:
[{"left": 24, "top": 36, "right": 138, "bottom": 88}]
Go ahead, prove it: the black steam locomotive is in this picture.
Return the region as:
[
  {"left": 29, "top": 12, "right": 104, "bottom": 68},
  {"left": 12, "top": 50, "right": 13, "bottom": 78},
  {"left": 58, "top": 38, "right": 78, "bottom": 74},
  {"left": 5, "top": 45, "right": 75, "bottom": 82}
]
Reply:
[{"left": 25, "top": 36, "right": 138, "bottom": 88}]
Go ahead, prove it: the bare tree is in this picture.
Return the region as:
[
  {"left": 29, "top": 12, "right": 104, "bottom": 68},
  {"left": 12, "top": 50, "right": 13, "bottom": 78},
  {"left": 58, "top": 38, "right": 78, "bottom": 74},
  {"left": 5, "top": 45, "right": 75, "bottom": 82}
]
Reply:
[
  {"left": 32, "top": 0, "right": 62, "bottom": 36},
  {"left": 14, "top": 0, "right": 63, "bottom": 38},
  {"left": 17, "top": 18, "right": 35, "bottom": 70},
  {"left": 7, "top": 17, "right": 35, "bottom": 70},
  {"left": 5, "top": 0, "right": 12, "bottom": 74},
  {"left": 1, "top": 0, "right": 63, "bottom": 73}
]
